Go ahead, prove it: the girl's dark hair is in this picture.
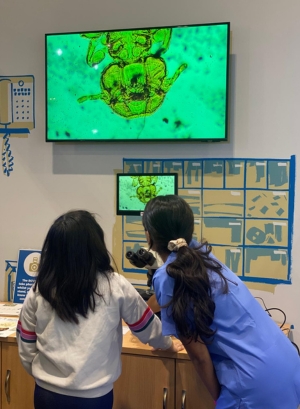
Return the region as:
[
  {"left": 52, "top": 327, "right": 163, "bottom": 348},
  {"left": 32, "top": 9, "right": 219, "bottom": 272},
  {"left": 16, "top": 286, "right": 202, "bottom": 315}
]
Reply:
[
  {"left": 34, "top": 210, "right": 114, "bottom": 324},
  {"left": 143, "top": 195, "right": 228, "bottom": 342}
]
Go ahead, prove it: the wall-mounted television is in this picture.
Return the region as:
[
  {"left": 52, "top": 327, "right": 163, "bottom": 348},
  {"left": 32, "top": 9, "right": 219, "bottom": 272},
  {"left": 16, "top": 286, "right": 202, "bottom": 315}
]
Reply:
[
  {"left": 116, "top": 173, "right": 178, "bottom": 215},
  {"left": 46, "top": 22, "right": 230, "bottom": 142}
]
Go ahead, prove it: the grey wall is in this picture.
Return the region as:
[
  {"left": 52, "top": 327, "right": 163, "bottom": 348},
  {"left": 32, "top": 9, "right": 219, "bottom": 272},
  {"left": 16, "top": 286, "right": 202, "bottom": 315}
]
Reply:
[{"left": 1, "top": 0, "right": 300, "bottom": 341}]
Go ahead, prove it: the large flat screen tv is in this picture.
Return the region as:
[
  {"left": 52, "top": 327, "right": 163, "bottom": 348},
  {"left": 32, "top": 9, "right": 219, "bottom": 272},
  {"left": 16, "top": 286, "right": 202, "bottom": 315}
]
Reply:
[
  {"left": 116, "top": 173, "right": 178, "bottom": 215},
  {"left": 46, "top": 22, "right": 230, "bottom": 142}
]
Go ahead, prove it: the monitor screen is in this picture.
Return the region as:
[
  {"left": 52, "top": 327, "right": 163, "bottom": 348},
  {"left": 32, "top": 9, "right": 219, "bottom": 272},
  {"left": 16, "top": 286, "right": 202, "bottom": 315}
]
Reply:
[
  {"left": 116, "top": 173, "right": 178, "bottom": 215},
  {"left": 46, "top": 22, "right": 230, "bottom": 142}
]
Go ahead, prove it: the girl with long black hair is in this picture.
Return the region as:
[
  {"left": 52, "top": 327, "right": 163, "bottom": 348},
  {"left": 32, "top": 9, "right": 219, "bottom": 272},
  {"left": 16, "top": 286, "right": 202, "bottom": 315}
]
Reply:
[
  {"left": 143, "top": 195, "right": 300, "bottom": 409},
  {"left": 17, "top": 210, "right": 183, "bottom": 409}
]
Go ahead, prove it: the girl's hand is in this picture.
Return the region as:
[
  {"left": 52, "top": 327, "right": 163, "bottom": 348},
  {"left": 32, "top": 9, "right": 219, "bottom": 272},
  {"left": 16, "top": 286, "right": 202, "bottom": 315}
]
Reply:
[
  {"left": 167, "top": 339, "right": 185, "bottom": 352},
  {"left": 151, "top": 338, "right": 185, "bottom": 352}
]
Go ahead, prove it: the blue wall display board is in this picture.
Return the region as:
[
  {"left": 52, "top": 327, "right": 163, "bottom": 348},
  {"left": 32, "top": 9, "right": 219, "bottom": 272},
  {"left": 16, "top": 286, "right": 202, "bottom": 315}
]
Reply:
[
  {"left": 118, "top": 156, "right": 295, "bottom": 289},
  {"left": 13, "top": 249, "right": 41, "bottom": 303}
]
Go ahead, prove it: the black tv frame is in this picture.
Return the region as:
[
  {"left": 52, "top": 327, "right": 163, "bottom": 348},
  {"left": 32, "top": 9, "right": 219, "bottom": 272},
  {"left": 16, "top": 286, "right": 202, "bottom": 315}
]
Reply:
[{"left": 45, "top": 22, "right": 230, "bottom": 143}]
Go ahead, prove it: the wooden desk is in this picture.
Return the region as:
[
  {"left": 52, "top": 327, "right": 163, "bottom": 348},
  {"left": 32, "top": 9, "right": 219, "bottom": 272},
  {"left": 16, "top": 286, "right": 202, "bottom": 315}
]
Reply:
[
  {"left": 113, "top": 328, "right": 214, "bottom": 409},
  {"left": 0, "top": 322, "right": 292, "bottom": 409},
  {"left": 0, "top": 327, "right": 215, "bottom": 409}
]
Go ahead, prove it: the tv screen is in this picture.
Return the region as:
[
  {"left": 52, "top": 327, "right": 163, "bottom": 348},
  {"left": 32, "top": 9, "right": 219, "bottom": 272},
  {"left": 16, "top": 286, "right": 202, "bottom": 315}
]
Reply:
[
  {"left": 116, "top": 173, "right": 178, "bottom": 215},
  {"left": 46, "top": 22, "right": 230, "bottom": 142}
]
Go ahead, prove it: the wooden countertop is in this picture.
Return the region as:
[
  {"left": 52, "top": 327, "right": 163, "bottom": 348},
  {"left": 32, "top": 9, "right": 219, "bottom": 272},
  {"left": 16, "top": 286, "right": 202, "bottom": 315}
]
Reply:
[
  {"left": 0, "top": 306, "right": 291, "bottom": 361},
  {"left": 1, "top": 320, "right": 189, "bottom": 359},
  {"left": 121, "top": 322, "right": 291, "bottom": 360}
]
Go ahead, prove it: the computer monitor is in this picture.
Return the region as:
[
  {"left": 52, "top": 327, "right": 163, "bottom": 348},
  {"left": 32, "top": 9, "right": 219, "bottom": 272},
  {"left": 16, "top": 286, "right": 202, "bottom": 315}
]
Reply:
[
  {"left": 46, "top": 22, "right": 230, "bottom": 142},
  {"left": 116, "top": 173, "right": 178, "bottom": 215}
]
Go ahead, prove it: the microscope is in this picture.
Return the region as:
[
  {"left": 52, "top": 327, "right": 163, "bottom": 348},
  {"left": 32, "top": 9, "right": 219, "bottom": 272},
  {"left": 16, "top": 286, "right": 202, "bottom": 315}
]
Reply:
[{"left": 125, "top": 247, "right": 163, "bottom": 301}]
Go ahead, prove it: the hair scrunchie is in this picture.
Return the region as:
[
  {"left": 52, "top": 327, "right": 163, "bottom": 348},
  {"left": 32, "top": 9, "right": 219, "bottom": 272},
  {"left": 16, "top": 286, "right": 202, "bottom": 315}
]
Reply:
[{"left": 167, "top": 238, "right": 188, "bottom": 252}]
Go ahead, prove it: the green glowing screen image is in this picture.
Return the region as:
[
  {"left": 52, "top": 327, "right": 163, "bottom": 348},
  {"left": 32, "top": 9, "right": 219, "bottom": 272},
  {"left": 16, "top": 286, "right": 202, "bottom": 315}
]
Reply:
[
  {"left": 117, "top": 173, "right": 178, "bottom": 215},
  {"left": 46, "top": 23, "right": 229, "bottom": 141}
]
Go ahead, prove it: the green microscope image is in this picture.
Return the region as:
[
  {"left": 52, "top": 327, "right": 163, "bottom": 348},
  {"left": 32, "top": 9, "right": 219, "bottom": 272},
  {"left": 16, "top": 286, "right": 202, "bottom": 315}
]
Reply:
[
  {"left": 46, "top": 24, "right": 229, "bottom": 141},
  {"left": 77, "top": 29, "right": 187, "bottom": 118}
]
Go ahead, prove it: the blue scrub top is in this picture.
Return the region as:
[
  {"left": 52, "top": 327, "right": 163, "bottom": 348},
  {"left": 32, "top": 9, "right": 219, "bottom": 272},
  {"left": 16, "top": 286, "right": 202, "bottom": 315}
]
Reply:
[{"left": 153, "top": 241, "right": 300, "bottom": 409}]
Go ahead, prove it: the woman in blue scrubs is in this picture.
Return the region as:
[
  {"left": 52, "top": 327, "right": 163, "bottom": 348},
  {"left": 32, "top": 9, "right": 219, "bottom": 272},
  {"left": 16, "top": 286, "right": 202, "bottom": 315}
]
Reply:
[{"left": 142, "top": 195, "right": 300, "bottom": 409}]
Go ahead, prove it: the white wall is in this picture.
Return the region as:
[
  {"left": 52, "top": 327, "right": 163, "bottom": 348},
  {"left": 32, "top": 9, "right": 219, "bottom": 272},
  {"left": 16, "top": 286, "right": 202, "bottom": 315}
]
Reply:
[{"left": 1, "top": 0, "right": 300, "bottom": 341}]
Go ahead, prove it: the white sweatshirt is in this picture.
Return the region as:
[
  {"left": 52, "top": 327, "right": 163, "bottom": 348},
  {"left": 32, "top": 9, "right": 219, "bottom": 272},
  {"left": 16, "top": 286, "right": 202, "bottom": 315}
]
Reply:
[{"left": 16, "top": 273, "right": 172, "bottom": 398}]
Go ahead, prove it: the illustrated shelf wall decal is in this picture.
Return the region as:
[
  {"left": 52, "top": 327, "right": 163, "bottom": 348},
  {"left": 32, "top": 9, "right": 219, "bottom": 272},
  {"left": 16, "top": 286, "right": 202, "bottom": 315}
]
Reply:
[{"left": 117, "top": 156, "right": 295, "bottom": 288}]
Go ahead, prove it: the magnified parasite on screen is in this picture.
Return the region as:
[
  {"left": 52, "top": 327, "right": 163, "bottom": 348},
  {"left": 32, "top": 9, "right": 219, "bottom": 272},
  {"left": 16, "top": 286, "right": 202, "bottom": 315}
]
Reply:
[
  {"left": 130, "top": 175, "right": 162, "bottom": 204},
  {"left": 77, "top": 29, "right": 187, "bottom": 119}
]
